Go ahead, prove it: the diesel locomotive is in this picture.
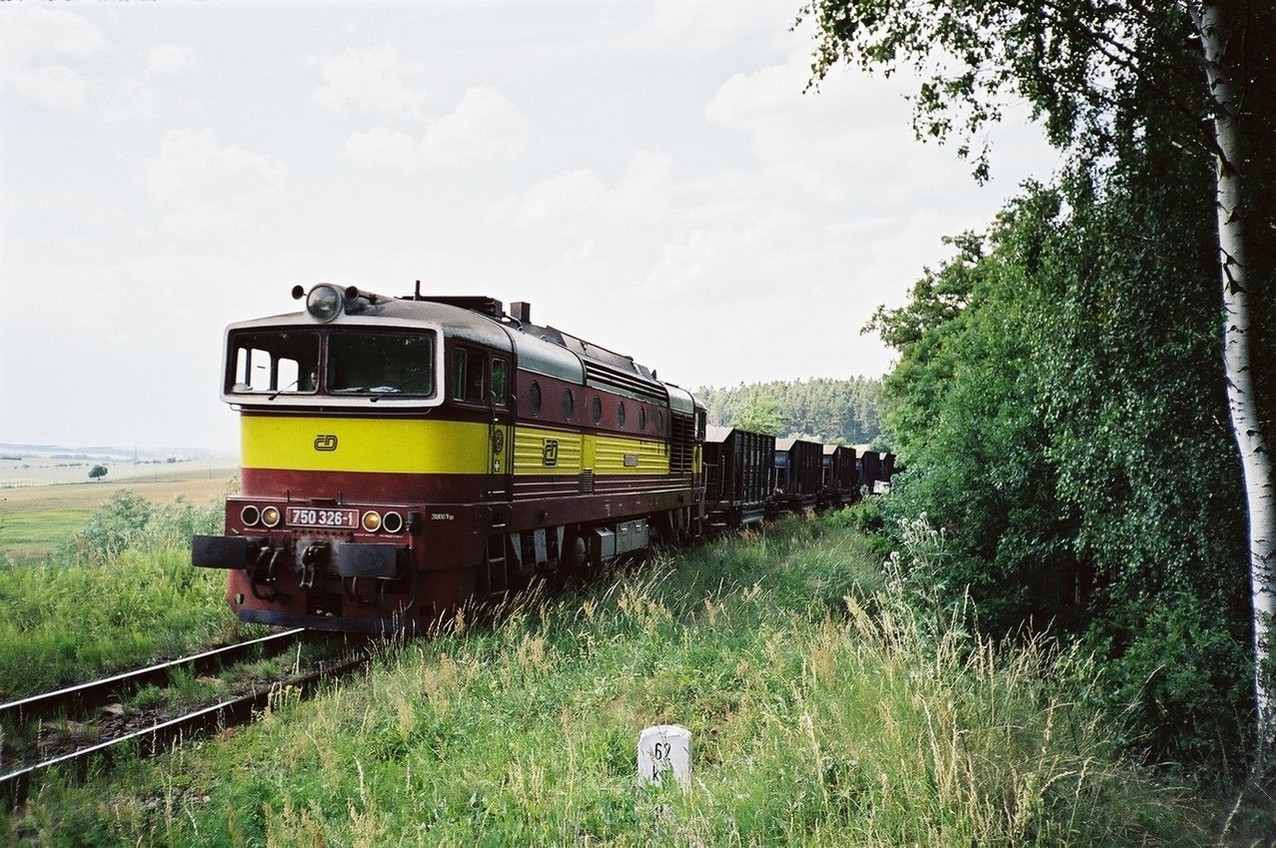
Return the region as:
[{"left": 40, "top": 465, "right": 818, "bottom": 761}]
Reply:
[
  {"left": 191, "top": 283, "right": 891, "bottom": 632},
  {"left": 192, "top": 283, "right": 705, "bottom": 631}
]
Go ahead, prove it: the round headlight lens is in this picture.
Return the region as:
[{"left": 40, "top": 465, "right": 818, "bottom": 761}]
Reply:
[
  {"left": 240, "top": 505, "right": 261, "bottom": 527},
  {"left": 306, "top": 284, "right": 345, "bottom": 322},
  {"left": 261, "top": 506, "right": 282, "bottom": 528},
  {"left": 382, "top": 511, "right": 404, "bottom": 533},
  {"left": 362, "top": 511, "right": 382, "bottom": 532}
]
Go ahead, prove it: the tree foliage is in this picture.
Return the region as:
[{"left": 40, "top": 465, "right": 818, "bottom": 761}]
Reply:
[
  {"left": 732, "top": 393, "right": 784, "bottom": 436},
  {"left": 871, "top": 164, "right": 1255, "bottom": 767},
  {"left": 801, "top": 0, "right": 1274, "bottom": 180},
  {"left": 697, "top": 378, "right": 884, "bottom": 444},
  {"left": 802, "top": 0, "right": 1275, "bottom": 769},
  {"left": 871, "top": 189, "right": 1082, "bottom": 632}
]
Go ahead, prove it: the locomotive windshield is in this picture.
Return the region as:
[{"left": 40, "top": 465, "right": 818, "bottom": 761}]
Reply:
[
  {"left": 227, "top": 328, "right": 436, "bottom": 399},
  {"left": 229, "top": 330, "right": 320, "bottom": 395},
  {"left": 328, "top": 332, "right": 434, "bottom": 396}
]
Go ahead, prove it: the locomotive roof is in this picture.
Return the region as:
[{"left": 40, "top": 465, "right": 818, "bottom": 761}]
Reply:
[
  {"left": 228, "top": 296, "right": 513, "bottom": 351},
  {"left": 230, "top": 287, "right": 690, "bottom": 404}
]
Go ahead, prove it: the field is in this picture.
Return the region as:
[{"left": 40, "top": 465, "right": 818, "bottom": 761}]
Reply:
[{"left": 0, "top": 459, "right": 237, "bottom": 560}]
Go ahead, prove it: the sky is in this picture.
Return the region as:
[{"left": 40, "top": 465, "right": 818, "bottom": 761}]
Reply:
[{"left": 0, "top": 0, "right": 1058, "bottom": 455}]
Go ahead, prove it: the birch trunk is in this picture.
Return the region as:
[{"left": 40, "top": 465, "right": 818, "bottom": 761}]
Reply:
[{"left": 1196, "top": 0, "right": 1276, "bottom": 754}]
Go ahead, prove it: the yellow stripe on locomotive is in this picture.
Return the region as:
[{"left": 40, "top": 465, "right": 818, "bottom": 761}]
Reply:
[
  {"left": 513, "top": 426, "right": 670, "bottom": 477},
  {"left": 241, "top": 415, "right": 494, "bottom": 474},
  {"left": 243, "top": 416, "right": 676, "bottom": 480},
  {"left": 590, "top": 433, "right": 669, "bottom": 475},
  {"left": 512, "top": 426, "right": 583, "bottom": 475}
]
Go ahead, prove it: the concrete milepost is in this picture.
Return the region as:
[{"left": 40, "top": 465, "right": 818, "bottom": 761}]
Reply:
[{"left": 637, "top": 724, "right": 691, "bottom": 788}]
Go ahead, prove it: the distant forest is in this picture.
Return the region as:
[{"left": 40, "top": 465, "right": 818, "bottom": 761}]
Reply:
[{"left": 695, "top": 378, "right": 884, "bottom": 446}]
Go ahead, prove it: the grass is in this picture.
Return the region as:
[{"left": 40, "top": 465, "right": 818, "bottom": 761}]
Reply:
[
  {"left": 0, "top": 547, "right": 260, "bottom": 703},
  {"left": 0, "top": 489, "right": 260, "bottom": 703},
  {"left": 0, "top": 507, "right": 98, "bottom": 558},
  {"left": 2, "top": 515, "right": 1210, "bottom": 847}
]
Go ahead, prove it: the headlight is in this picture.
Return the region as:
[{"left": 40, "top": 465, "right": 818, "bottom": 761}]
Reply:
[
  {"left": 306, "top": 284, "right": 345, "bottom": 322},
  {"left": 261, "top": 506, "right": 282, "bottom": 528},
  {"left": 362, "top": 511, "right": 382, "bottom": 532},
  {"left": 382, "top": 511, "right": 404, "bottom": 533},
  {"left": 240, "top": 505, "right": 261, "bottom": 527}
]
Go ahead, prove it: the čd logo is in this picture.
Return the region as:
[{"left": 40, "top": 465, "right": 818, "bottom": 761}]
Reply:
[{"left": 314, "top": 434, "right": 339, "bottom": 452}]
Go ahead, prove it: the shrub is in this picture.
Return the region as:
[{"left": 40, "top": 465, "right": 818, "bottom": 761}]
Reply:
[{"left": 69, "top": 490, "right": 221, "bottom": 564}]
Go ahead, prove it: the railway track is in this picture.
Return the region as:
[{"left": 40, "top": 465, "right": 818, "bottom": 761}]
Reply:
[{"left": 0, "top": 629, "right": 369, "bottom": 810}]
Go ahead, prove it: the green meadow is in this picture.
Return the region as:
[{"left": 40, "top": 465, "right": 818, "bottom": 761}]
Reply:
[
  {"left": 0, "top": 506, "right": 97, "bottom": 558},
  {"left": 0, "top": 459, "right": 236, "bottom": 560}
]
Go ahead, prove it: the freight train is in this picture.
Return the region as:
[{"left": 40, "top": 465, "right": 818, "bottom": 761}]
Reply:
[{"left": 191, "top": 284, "right": 893, "bottom": 632}]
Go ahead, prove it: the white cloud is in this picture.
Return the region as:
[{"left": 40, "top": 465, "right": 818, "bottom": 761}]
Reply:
[
  {"left": 11, "top": 64, "right": 92, "bottom": 111},
  {"left": 343, "top": 87, "right": 530, "bottom": 170},
  {"left": 0, "top": 5, "right": 108, "bottom": 67},
  {"left": 643, "top": 210, "right": 803, "bottom": 296},
  {"left": 420, "top": 87, "right": 529, "bottom": 166},
  {"left": 100, "top": 78, "right": 157, "bottom": 123},
  {"left": 146, "top": 129, "right": 289, "bottom": 236},
  {"left": 613, "top": 152, "right": 676, "bottom": 218},
  {"left": 507, "top": 168, "right": 607, "bottom": 230},
  {"left": 312, "top": 45, "right": 427, "bottom": 122},
  {"left": 480, "top": 49, "right": 1001, "bottom": 384},
  {"left": 704, "top": 54, "right": 981, "bottom": 210},
  {"left": 147, "top": 44, "right": 199, "bottom": 76},
  {"left": 646, "top": 0, "right": 793, "bottom": 53},
  {"left": 497, "top": 151, "right": 673, "bottom": 234},
  {"left": 0, "top": 5, "right": 107, "bottom": 111},
  {"left": 343, "top": 126, "right": 421, "bottom": 171}
]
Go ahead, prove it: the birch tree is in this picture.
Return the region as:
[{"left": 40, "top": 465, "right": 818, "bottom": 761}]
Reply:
[{"left": 800, "top": 0, "right": 1275, "bottom": 749}]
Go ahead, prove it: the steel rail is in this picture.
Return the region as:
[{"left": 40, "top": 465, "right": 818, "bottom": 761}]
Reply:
[
  {"left": 0, "top": 628, "right": 307, "bottom": 728},
  {"left": 0, "top": 652, "right": 367, "bottom": 810}
]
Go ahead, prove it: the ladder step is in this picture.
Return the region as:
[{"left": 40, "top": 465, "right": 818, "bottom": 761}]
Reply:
[{"left": 486, "top": 533, "right": 510, "bottom": 595}]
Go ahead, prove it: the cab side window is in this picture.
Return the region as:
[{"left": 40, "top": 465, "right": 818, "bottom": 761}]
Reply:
[
  {"left": 491, "top": 358, "right": 509, "bottom": 406},
  {"left": 451, "top": 348, "right": 486, "bottom": 403}
]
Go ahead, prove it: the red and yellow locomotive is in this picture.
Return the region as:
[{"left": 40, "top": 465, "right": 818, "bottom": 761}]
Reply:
[{"left": 192, "top": 284, "right": 705, "bottom": 631}]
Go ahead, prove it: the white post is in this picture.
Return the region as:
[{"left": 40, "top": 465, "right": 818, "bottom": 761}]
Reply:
[{"left": 637, "top": 724, "right": 691, "bottom": 788}]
